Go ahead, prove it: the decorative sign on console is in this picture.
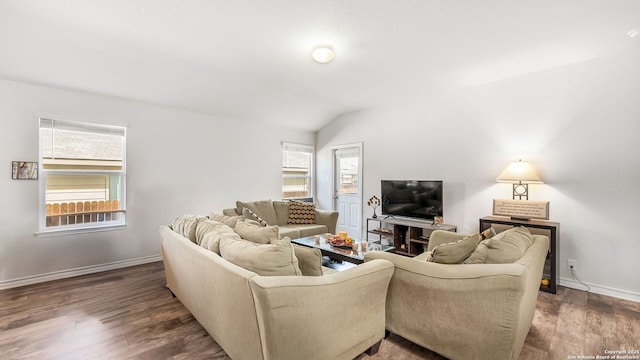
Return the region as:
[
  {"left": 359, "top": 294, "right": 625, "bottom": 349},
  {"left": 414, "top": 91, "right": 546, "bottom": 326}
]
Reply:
[{"left": 492, "top": 199, "right": 549, "bottom": 220}]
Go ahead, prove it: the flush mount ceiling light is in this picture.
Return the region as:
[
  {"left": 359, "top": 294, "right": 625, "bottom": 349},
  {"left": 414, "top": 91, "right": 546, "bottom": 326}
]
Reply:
[
  {"left": 312, "top": 45, "right": 334, "bottom": 64},
  {"left": 628, "top": 28, "right": 640, "bottom": 38}
]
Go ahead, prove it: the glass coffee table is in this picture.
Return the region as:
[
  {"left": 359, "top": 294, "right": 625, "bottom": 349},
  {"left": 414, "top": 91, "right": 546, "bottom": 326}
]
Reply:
[{"left": 292, "top": 235, "right": 394, "bottom": 265}]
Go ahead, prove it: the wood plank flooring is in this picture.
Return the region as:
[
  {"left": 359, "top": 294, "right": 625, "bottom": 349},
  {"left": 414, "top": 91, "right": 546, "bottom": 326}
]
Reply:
[{"left": 1, "top": 262, "right": 638, "bottom": 360}]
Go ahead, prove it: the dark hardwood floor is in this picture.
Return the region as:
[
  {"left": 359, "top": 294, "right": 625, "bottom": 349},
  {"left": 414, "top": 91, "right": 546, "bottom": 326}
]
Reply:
[{"left": 1, "top": 262, "right": 638, "bottom": 360}]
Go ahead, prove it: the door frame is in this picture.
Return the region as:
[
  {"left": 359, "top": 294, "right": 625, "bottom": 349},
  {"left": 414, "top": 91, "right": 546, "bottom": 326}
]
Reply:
[{"left": 331, "top": 142, "right": 363, "bottom": 237}]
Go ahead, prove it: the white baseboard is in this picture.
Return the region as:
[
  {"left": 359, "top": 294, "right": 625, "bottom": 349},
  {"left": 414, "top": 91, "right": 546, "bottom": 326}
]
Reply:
[
  {"left": 0, "top": 254, "right": 163, "bottom": 290},
  {"left": 559, "top": 277, "right": 640, "bottom": 303}
]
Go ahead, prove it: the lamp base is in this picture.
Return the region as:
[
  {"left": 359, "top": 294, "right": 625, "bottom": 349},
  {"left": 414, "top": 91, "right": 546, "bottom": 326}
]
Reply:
[{"left": 512, "top": 183, "right": 529, "bottom": 200}]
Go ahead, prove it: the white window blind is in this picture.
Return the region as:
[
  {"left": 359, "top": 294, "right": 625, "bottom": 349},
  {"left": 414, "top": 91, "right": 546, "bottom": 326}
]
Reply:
[
  {"left": 38, "top": 117, "right": 126, "bottom": 235},
  {"left": 282, "top": 142, "right": 314, "bottom": 200}
]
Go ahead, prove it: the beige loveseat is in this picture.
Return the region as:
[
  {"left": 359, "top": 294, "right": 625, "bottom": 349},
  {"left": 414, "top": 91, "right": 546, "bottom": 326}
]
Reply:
[
  {"left": 160, "top": 218, "right": 394, "bottom": 360},
  {"left": 365, "top": 227, "right": 549, "bottom": 360},
  {"left": 223, "top": 199, "right": 338, "bottom": 239}
]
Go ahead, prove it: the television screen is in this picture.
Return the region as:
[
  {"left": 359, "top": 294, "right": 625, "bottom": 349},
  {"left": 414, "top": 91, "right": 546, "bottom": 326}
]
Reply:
[{"left": 381, "top": 180, "right": 443, "bottom": 220}]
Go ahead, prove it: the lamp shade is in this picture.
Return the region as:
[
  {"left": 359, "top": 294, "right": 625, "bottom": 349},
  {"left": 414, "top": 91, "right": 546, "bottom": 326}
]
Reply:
[{"left": 496, "top": 160, "right": 543, "bottom": 184}]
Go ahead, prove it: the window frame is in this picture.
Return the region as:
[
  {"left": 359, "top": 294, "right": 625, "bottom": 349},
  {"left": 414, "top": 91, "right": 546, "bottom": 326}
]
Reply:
[
  {"left": 282, "top": 142, "right": 314, "bottom": 201},
  {"left": 37, "top": 116, "right": 127, "bottom": 237}
]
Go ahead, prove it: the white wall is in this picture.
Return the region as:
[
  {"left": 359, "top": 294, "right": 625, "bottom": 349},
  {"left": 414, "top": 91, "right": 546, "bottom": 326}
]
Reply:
[
  {"left": 317, "top": 50, "right": 640, "bottom": 301},
  {"left": 0, "top": 78, "right": 313, "bottom": 286}
]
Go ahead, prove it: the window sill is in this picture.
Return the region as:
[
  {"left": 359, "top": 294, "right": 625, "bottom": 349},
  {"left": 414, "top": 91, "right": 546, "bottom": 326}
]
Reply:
[{"left": 36, "top": 224, "right": 126, "bottom": 237}]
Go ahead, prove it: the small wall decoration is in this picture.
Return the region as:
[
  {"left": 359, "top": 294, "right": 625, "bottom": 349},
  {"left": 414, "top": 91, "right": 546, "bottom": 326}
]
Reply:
[{"left": 12, "top": 161, "right": 38, "bottom": 180}]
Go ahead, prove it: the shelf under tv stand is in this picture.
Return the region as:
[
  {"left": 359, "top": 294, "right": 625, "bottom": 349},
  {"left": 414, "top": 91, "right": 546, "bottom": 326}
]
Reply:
[{"left": 366, "top": 217, "right": 457, "bottom": 256}]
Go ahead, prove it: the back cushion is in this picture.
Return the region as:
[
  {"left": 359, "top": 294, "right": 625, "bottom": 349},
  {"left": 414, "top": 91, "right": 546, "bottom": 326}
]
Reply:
[
  {"left": 209, "top": 212, "right": 244, "bottom": 229},
  {"left": 219, "top": 237, "right": 302, "bottom": 276},
  {"left": 272, "top": 200, "right": 290, "bottom": 225},
  {"left": 172, "top": 214, "right": 207, "bottom": 242},
  {"left": 465, "top": 226, "right": 533, "bottom": 264},
  {"left": 196, "top": 220, "right": 242, "bottom": 254},
  {"left": 235, "top": 221, "right": 280, "bottom": 244},
  {"left": 236, "top": 200, "right": 278, "bottom": 226}
]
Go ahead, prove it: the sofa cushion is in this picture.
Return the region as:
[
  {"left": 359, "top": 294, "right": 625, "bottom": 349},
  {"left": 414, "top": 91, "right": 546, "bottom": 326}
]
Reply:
[
  {"left": 292, "top": 224, "right": 330, "bottom": 238},
  {"left": 209, "top": 212, "right": 244, "bottom": 229},
  {"left": 219, "top": 237, "right": 302, "bottom": 276},
  {"left": 292, "top": 244, "right": 323, "bottom": 276},
  {"left": 242, "top": 207, "right": 268, "bottom": 226},
  {"left": 465, "top": 226, "right": 533, "bottom": 264},
  {"left": 427, "top": 234, "right": 481, "bottom": 264},
  {"left": 287, "top": 200, "right": 316, "bottom": 225},
  {"left": 235, "top": 220, "right": 280, "bottom": 244},
  {"left": 236, "top": 199, "right": 278, "bottom": 226},
  {"left": 272, "top": 200, "right": 290, "bottom": 225},
  {"left": 278, "top": 226, "right": 301, "bottom": 239},
  {"left": 196, "top": 220, "right": 242, "bottom": 254},
  {"left": 172, "top": 214, "right": 207, "bottom": 242}
]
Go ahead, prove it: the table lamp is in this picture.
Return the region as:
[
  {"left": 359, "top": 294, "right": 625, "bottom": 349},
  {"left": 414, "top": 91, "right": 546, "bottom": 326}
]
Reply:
[{"left": 496, "top": 160, "right": 543, "bottom": 200}]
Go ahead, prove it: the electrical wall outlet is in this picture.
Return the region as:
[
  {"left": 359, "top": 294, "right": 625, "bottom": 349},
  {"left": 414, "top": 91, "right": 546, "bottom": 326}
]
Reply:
[{"left": 568, "top": 259, "right": 577, "bottom": 273}]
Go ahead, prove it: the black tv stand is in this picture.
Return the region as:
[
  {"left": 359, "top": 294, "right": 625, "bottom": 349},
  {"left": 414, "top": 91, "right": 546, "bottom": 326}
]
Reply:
[{"left": 366, "top": 217, "right": 457, "bottom": 257}]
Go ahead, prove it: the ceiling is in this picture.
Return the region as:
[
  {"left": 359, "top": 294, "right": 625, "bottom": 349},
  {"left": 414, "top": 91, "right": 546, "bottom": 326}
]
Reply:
[{"left": 1, "top": 0, "right": 639, "bottom": 131}]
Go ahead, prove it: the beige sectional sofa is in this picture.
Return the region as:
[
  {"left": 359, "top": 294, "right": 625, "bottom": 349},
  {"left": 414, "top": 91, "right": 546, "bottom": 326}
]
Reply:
[
  {"left": 222, "top": 199, "right": 338, "bottom": 239},
  {"left": 160, "top": 214, "right": 394, "bottom": 360},
  {"left": 365, "top": 227, "right": 549, "bottom": 360}
]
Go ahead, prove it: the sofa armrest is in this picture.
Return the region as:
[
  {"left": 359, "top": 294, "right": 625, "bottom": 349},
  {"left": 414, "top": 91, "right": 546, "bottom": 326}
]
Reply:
[
  {"left": 314, "top": 209, "right": 338, "bottom": 234},
  {"left": 249, "top": 259, "right": 394, "bottom": 360},
  {"left": 427, "top": 230, "right": 470, "bottom": 251}
]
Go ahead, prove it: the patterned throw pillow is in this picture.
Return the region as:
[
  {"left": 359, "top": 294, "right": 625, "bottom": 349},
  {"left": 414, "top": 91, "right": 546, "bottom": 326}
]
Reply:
[
  {"left": 242, "top": 207, "right": 268, "bottom": 226},
  {"left": 287, "top": 200, "right": 316, "bottom": 225}
]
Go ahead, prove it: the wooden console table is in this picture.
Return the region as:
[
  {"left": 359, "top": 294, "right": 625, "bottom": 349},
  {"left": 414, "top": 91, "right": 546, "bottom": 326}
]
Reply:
[
  {"left": 367, "top": 217, "right": 457, "bottom": 257},
  {"left": 479, "top": 216, "right": 559, "bottom": 294}
]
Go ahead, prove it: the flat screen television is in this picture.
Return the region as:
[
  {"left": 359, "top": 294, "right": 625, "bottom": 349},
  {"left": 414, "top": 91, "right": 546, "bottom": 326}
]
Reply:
[{"left": 381, "top": 180, "right": 443, "bottom": 221}]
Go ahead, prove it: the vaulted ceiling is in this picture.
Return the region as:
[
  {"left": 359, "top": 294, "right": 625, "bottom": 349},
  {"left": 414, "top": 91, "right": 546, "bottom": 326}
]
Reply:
[{"left": 1, "top": 1, "right": 638, "bottom": 131}]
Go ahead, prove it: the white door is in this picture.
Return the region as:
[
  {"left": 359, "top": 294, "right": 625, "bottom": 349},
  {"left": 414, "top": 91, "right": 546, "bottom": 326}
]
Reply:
[{"left": 332, "top": 144, "right": 362, "bottom": 238}]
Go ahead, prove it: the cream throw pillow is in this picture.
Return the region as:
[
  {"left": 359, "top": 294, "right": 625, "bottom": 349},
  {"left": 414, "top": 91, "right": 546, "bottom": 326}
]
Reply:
[
  {"left": 219, "top": 237, "right": 302, "bottom": 276},
  {"left": 292, "top": 244, "right": 323, "bottom": 276},
  {"left": 235, "top": 221, "right": 280, "bottom": 244},
  {"left": 427, "top": 234, "right": 481, "bottom": 264}
]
